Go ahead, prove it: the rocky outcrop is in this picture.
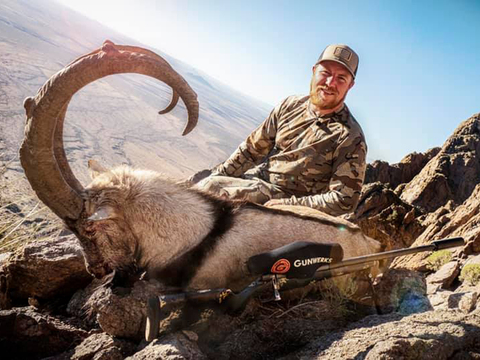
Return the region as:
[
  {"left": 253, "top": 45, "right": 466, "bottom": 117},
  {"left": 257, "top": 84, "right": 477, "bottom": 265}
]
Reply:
[
  {"left": 365, "top": 147, "right": 440, "bottom": 190},
  {"left": 353, "top": 114, "right": 480, "bottom": 271},
  {"left": 345, "top": 182, "right": 424, "bottom": 251},
  {"left": 2, "top": 232, "right": 477, "bottom": 360},
  {"left": 393, "top": 182, "right": 480, "bottom": 270},
  {"left": 400, "top": 114, "right": 480, "bottom": 212},
  {"left": 290, "top": 308, "right": 480, "bottom": 359}
]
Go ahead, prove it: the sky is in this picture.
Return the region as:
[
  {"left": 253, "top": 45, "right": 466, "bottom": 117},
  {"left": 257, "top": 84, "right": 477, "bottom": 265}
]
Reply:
[{"left": 57, "top": 0, "right": 480, "bottom": 163}]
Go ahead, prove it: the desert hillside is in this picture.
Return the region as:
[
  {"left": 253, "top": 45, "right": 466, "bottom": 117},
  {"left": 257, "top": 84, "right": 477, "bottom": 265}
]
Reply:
[{"left": 0, "top": 0, "right": 271, "bottom": 183}]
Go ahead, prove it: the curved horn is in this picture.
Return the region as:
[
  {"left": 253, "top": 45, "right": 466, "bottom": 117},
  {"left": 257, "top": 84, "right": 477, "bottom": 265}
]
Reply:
[
  {"left": 115, "top": 46, "right": 181, "bottom": 118},
  {"left": 20, "top": 40, "right": 199, "bottom": 221},
  {"left": 65, "top": 42, "right": 187, "bottom": 129},
  {"left": 158, "top": 91, "right": 180, "bottom": 115}
]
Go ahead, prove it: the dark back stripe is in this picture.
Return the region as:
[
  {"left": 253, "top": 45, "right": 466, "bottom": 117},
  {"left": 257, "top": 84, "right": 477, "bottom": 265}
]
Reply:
[
  {"left": 155, "top": 190, "right": 358, "bottom": 288},
  {"left": 155, "top": 192, "right": 236, "bottom": 289}
]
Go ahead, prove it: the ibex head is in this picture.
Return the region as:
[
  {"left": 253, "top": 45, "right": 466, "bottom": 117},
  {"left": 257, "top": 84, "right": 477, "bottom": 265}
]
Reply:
[{"left": 20, "top": 41, "right": 199, "bottom": 278}]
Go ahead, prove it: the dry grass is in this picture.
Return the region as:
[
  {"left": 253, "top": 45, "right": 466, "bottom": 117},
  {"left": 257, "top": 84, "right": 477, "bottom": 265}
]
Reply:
[
  {"left": 0, "top": 156, "right": 64, "bottom": 254},
  {"left": 425, "top": 250, "right": 453, "bottom": 271}
]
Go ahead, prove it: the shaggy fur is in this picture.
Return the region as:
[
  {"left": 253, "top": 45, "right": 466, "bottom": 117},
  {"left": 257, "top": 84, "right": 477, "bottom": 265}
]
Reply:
[{"left": 79, "top": 164, "right": 381, "bottom": 291}]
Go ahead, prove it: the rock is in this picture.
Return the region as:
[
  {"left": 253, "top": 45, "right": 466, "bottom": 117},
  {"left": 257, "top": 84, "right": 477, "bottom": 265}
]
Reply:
[
  {"left": 0, "top": 236, "right": 92, "bottom": 308},
  {"left": 292, "top": 309, "right": 480, "bottom": 359},
  {"left": 67, "top": 278, "right": 105, "bottom": 328},
  {"left": 400, "top": 114, "right": 480, "bottom": 212},
  {"left": 465, "top": 254, "right": 480, "bottom": 265},
  {"left": 372, "top": 269, "right": 429, "bottom": 314},
  {"left": 365, "top": 338, "right": 448, "bottom": 360},
  {"left": 68, "top": 279, "right": 167, "bottom": 340},
  {"left": 458, "top": 292, "right": 478, "bottom": 313},
  {"left": 0, "top": 252, "right": 11, "bottom": 265},
  {"left": 0, "top": 252, "right": 13, "bottom": 309},
  {"left": 0, "top": 306, "right": 88, "bottom": 359},
  {"left": 428, "top": 290, "right": 453, "bottom": 310},
  {"left": 345, "top": 182, "right": 425, "bottom": 251},
  {"left": 427, "top": 290, "right": 477, "bottom": 312},
  {"left": 426, "top": 281, "right": 442, "bottom": 295},
  {"left": 397, "top": 291, "right": 431, "bottom": 315},
  {"left": 451, "top": 351, "right": 480, "bottom": 359},
  {"left": 69, "top": 333, "right": 136, "bottom": 360},
  {"left": 392, "top": 184, "right": 480, "bottom": 270},
  {"left": 427, "top": 261, "right": 461, "bottom": 288},
  {"left": 126, "top": 332, "right": 206, "bottom": 360},
  {"left": 365, "top": 147, "right": 440, "bottom": 189}
]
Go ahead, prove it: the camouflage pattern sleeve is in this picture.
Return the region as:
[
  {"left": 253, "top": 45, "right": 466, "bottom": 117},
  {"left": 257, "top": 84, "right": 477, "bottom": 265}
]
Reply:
[
  {"left": 213, "top": 99, "right": 286, "bottom": 177},
  {"left": 281, "top": 133, "right": 367, "bottom": 216}
]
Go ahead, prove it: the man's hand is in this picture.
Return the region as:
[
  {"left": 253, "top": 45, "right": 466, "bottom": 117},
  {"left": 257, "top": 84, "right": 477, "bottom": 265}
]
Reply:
[
  {"left": 264, "top": 199, "right": 285, "bottom": 207},
  {"left": 178, "top": 169, "right": 212, "bottom": 187}
]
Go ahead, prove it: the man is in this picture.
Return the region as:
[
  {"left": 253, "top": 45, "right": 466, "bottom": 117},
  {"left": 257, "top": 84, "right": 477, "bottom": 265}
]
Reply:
[{"left": 190, "top": 44, "right": 366, "bottom": 216}]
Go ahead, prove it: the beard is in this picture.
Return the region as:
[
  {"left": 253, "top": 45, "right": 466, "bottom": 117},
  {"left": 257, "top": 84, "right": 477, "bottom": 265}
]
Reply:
[{"left": 309, "top": 82, "right": 347, "bottom": 111}]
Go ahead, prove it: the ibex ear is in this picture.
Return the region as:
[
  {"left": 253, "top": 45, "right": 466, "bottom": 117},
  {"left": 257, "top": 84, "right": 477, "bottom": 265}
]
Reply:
[
  {"left": 88, "top": 205, "right": 115, "bottom": 221},
  {"left": 88, "top": 160, "right": 108, "bottom": 179}
]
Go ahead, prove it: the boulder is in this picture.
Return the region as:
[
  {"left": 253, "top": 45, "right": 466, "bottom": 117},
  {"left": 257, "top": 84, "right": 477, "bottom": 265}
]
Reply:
[
  {"left": 427, "top": 261, "right": 461, "bottom": 289},
  {"left": 126, "top": 332, "right": 206, "bottom": 360},
  {"left": 0, "top": 235, "right": 91, "bottom": 308},
  {"left": 458, "top": 292, "right": 478, "bottom": 313},
  {"left": 69, "top": 333, "right": 136, "bottom": 360},
  {"left": 68, "top": 279, "right": 167, "bottom": 340},
  {"left": 0, "top": 306, "right": 88, "bottom": 359},
  {"left": 372, "top": 269, "right": 429, "bottom": 314}
]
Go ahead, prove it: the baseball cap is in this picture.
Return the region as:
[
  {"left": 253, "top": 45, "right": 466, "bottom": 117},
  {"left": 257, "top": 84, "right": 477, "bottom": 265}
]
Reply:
[{"left": 316, "top": 44, "right": 359, "bottom": 78}]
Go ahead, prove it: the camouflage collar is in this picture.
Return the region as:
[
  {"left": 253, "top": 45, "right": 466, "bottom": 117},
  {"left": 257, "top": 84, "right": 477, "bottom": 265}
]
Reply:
[{"left": 306, "top": 100, "right": 350, "bottom": 123}]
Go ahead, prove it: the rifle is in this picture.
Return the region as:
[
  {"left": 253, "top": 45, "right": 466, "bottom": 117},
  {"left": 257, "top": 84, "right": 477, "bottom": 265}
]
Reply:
[{"left": 145, "top": 237, "right": 464, "bottom": 341}]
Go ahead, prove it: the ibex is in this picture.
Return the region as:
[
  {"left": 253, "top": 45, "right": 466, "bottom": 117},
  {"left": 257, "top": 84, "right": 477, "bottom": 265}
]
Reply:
[{"left": 20, "top": 41, "right": 380, "bottom": 291}]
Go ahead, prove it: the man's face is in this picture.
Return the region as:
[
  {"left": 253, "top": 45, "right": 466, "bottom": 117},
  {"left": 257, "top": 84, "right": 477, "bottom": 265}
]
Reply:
[{"left": 309, "top": 60, "right": 355, "bottom": 113}]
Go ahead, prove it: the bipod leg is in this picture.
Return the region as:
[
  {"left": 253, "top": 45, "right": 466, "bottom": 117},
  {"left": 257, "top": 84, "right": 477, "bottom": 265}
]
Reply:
[
  {"left": 146, "top": 297, "right": 161, "bottom": 342},
  {"left": 146, "top": 295, "right": 186, "bottom": 341}
]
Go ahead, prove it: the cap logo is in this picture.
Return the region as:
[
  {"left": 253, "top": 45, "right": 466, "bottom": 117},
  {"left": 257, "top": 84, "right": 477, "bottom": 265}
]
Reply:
[{"left": 334, "top": 47, "right": 352, "bottom": 61}]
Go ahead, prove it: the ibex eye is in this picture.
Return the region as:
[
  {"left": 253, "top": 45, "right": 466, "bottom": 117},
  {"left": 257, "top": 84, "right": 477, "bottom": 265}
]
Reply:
[{"left": 88, "top": 207, "right": 111, "bottom": 221}]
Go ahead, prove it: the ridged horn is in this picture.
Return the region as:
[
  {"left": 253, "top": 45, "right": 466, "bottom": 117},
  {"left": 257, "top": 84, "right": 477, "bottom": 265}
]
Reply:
[{"left": 20, "top": 40, "right": 199, "bottom": 221}]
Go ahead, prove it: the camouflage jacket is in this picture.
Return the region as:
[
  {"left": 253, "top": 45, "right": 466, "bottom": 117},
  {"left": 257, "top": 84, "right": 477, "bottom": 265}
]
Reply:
[{"left": 214, "top": 95, "right": 367, "bottom": 215}]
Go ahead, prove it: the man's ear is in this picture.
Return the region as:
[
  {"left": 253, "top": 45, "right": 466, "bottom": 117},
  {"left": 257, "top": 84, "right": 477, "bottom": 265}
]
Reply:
[
  {"left": 88, "top": 160, "right": 108, "bottom": 179},
  {"left": 348, "top": 79, "right": 355, "bottom": 90}
]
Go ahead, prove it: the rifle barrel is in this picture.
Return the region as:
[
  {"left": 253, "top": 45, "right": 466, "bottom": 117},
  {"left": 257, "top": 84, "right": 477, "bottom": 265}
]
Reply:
[{"left": 316, "top": 237, "right": 464, "bottom": 273}]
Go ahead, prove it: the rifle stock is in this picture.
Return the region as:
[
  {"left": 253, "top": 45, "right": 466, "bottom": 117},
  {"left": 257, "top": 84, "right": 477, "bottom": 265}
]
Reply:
[{"left": 145, "top": 237, "right": 464, "bottom": 341}]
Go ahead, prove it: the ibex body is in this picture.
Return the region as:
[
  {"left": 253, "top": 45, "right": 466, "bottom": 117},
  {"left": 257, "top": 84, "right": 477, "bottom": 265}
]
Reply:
[
  {"left": 83, "top": 163, "right": 379, "bottom": 290},
  {"left": 20, "top": 41, "right": 380, "bottom": 292}
]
